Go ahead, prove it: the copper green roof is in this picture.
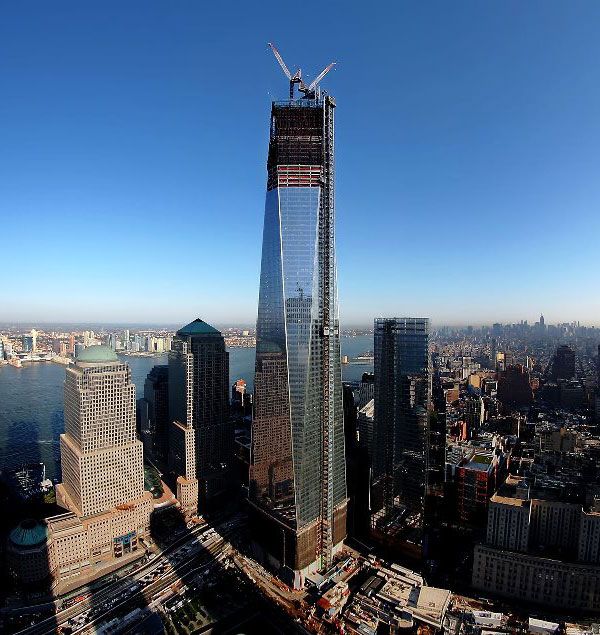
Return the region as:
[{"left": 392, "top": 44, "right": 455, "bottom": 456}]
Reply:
[
  {"left": 9, "top": 519, "right": 48, "bottom": 548},
  {"left": 177, "top": 318, "right": 220, "bottom": 336},
  {"left": 77, "top": 345, "right": 119, "bottom": 363}
]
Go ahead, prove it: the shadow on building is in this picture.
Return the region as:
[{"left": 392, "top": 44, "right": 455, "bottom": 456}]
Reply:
[
  {"left": 2, "top": 361, "right": 293, "bottom": 635},
  {"left": 1, "top": 414, "right": 59, "bottom": 634},
  {"left": 4, "top": 475, "right": 296, "bottom": 634}
]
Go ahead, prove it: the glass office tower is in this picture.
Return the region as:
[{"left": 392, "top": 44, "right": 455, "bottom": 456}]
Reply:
[
  {"left": 372, "top": 318, "right": 431, "bottom": 527},
  {"left": 250, "top": 95, "right": 347, "bottom": 587},
  {"left": 169, "top": 319, "right": 232, "bottom": 511}
]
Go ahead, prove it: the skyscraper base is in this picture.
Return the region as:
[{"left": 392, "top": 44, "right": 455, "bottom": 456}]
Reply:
[{"left": 248, "top": 501, "right": 347, "bottom": 589}]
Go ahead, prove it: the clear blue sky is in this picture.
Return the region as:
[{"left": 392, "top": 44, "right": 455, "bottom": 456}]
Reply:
[{"left": 2, "top": 1, "right": 600, "bottom": 327}]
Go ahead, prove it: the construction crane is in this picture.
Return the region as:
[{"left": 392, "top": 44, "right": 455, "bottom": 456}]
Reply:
[{"left": 268, "top": 42, "right": 335, "bottom": 100}]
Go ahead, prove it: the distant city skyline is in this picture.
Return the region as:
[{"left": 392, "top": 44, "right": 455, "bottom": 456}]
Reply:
[
  {"left": 1, "top": 315, "right": 600, "bottom": 331},
  {"left": 3, "top": 3, "right": 600, "bottom": 324}
]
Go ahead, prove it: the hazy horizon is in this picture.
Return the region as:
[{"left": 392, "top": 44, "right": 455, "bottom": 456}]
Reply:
[{"left": 1, "top": 315, "right": 597, "bottom": 332}]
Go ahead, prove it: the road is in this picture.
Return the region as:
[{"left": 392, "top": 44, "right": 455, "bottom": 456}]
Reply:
[{"left": 15, "top": 518, "right": 239, "bottom": 635}]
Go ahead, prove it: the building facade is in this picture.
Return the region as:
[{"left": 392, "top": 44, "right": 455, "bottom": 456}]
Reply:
[
  {"left": 454, "top": 450, "right": 505, "bottom": 526},
  {"left": 35, "top": 345, "right": 154, "bottom": 593},
  {"left": 142, "top": 364, "right": 170, "bottom": 465},
  {"left": 59, "top": 346, "right": 146, "bottom": 517},
  {"left": 169, "top": 319, "right": 232, "bottom": 511},
  {"left": 473, "top": 474, "right": 600, "bottom": 610},
  {"left": 358, "top": 399, "right": 375, "bottom": 463},
  {"left": 7, "top": 520, "right": 51, "bottom": 586},
  {"left": 169, "top": 420, "right": 199, "bottom": 519},
  {"left": 473, "top": 545, "right": 600, "bottom": 611},
  {"left": 372, "top": 318, "right": 431, "bottom": 530},
  {"left": 22, "top": 334, "right": 33, "bottom": 352},
  {"left": 249, "top": 93, "right": 347, "bottom": 587},
  {"left": 551, "top": 344, "right": 576, "bottom": 381}
]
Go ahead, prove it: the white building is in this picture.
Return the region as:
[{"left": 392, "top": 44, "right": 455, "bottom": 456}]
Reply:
[{"left": 48, "top": 346, "right": 152, "bottom": 592}]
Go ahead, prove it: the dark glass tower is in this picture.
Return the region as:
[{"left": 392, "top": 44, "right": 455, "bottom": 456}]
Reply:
[
  {"left": 551, "top": 344, "right": 576, "bottom": 381},
  {"left": 143, "top": 365, "right": 169, "bottom": 465},
  {"left": 249, "top": 92, "right": 347, "bottom": 587},
  {"left": 169, "top": 319, "right": 232, "bottom": 510},
  {"left": 372, "top": 318, "right": 431, "bottom": 530}
]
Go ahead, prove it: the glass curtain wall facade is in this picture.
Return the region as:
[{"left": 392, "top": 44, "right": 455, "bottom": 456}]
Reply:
[
  {"left": 169, "top": 319, "right": 232, "bottom": 511},
  {"left": 250, "top": 96, "right": 347, "bottom": 587},
  {"left": 143, "top": 365, "right": 169, "bottom": 465},
  {"left": 372, "top": 318, "right": 431, "bottom": 528}
]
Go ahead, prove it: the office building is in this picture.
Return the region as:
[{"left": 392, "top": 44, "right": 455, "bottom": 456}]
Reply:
[
  {"left": 169, "top": 420, "right": 198, "bottom": 519},
  {"left": 354, "top": 399, "right": 375, "bottom": 538},
  {"left": 449, "top": 448, "right": 506, "bottom": 526},
  {"left": 497, "top": 365, "right": 534, "bottom": 407},
  {"left": 551, "top": 344, "right": 576, "bottom": 381},
  {"left": 249, "top": 61, "right": 347, "bottom": 587},
  {"left": 559, "top": 380, "right": 585, "bottom": 409},
  {"left": 464, "top": 396, "right": 485, "bottom": 438},
  {"left": 22, "top": 334, "right": 34, "bottom": 352},
  {"left": 358, "top": 399, "right": 375, "bottom": 462},
  {"left": 142, "top": 365, "right": 170, "bottom": 465},
  {"left": 358, "top": 372, "right": 375, "bottom": 409},
  {"left": 538, "top": 427, "right": 577, "bottom": 453},
  {"left": 58, "top": 346, "right": 147, "bottom": 516},
  {"left": 472, "top": 474, "right": 600, "bottom": 611},
  {"left": 169, "top": 319, "right": 232, "bottom": 511},
  {"left": 83, "top": 330, "right": 94, "bottom": 347},
  {"left": 12, "top": 346, "right": 155, "bottom": 593},
  {"left": 231, "top": 379, "right": 252, "bottom": 417},
  {"left": 372, "top": 318, "right": 431, "bottom": 533},
  {"left": 427, "top": 405, "right": 447, "bottom": 494},
  {"left": 7, "top": 520, "right": 52, "bottom": 586}
]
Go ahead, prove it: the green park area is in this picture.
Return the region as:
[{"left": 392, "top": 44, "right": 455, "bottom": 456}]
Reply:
[{"left": 144, "top": 464, "right": 164, "bottom": 499}]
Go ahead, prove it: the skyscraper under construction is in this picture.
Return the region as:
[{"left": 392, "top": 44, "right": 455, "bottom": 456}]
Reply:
[{"left": 249, "top": 45, "right": 347, "bottom": 587}]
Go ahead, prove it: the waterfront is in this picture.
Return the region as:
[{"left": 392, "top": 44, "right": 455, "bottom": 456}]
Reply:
[{"left": 0, "top": 335, "right": 373, "bottom": 481}]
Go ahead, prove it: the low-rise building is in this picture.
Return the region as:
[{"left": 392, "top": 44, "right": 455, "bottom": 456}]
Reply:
[
  {"left": 343, "top": 562, "right": 451, "bottom": 632},
  {"left": 473, "top": 545, "right": 600, "bottom": 611}
]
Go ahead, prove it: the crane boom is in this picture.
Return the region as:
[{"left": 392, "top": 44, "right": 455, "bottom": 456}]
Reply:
[
  {"left": 307, "top": 62, "right": 336, "bottom": 92},
  {"left": 268, "top": 42, "right": 335, "bottom": 99},
  {"left": 268, "top": 42, "right": 292, "bottom": 80}
]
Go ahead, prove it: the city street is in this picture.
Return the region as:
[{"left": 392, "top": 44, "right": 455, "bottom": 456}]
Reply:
[{"left": 15, "top": 518, "right": 239, "bottom": 635}]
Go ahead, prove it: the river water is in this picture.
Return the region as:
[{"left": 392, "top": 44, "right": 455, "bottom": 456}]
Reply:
[{"left": 0, "top": 335, "right": 373, "bottom": 480}]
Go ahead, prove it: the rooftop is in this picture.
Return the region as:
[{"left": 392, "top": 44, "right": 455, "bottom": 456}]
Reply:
[
  {"left": 76, "top": 345, "right": 119, "bottom": 364},
  {"left": 176, "top": 318, "right": 221, "bottom": 337},
  {"left": 465, "top": 452, "right": 495, "bottom": 472},
  {"left": 9, "top": 519, "right": 48, "bottom": 548}
]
